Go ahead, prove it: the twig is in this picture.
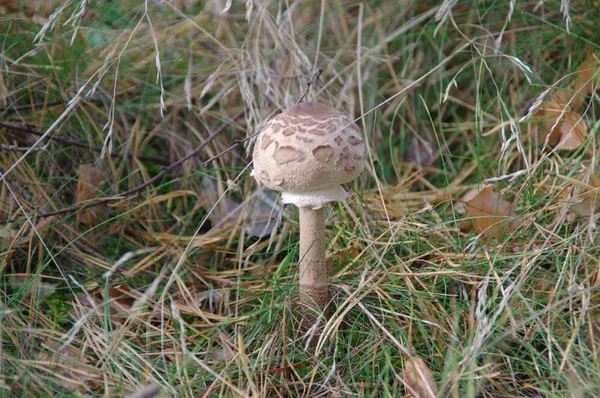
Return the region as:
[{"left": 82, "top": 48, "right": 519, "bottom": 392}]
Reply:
[
  {"left": 199, "top": 40, "right": 222, "bottom": 56},
  {"left": 0, "top": 144, "right": 47, "bottom": 153},
  {"left": 296, "top": 68, "right": 323, "bottom": 104},
  {"left": 0, "top": 122, "right": 169, "bottom": 164},
  {"left": 0, "top": 99, "right": 65, "bottom": 114},
  {"left": 0, "top": 107, "right": 248, "bottom": 224},
  {"left": 202, "top": 131, "right": 260, "bottom": 166}
]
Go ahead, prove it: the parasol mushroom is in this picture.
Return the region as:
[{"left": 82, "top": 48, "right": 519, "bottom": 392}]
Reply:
[{"left": 252, "top": 102, "right": 365, "bottom": 316}]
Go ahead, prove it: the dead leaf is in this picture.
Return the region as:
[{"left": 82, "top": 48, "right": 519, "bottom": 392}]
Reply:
[
  {"left": 402, "top": 355, "right": 439, "bottom": 398},
  {"left": 455, "top": 187, "right": 480, "bottom": 214},
  {"left": 571, "top": 56, "right": 599, "bottom": 110},
  {"left": 531, "top": 93, "right": 587, "bottom": 151},
  {"left": 464, "top": 185, "right": 513, "bottom": 239},
  {"left": 527, "top": 57, "right": 598, "bottom": 149},
  {"left": 103, "top": 285, "right": 136, "bottom": 316},
  {"left": 545, "top": 109, "right": 587, "bottom": 150},
  {"left": 75, "top": 164, "right": 105, "bottom": 226}
]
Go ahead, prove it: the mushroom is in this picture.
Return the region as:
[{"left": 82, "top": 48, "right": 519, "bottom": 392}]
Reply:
[{"left": 252, "top": 102, "right": 365, "bottom": 314}]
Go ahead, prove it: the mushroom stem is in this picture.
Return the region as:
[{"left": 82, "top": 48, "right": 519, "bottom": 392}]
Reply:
[{"left": 298, "top": 206, "right": 329, "bottom": 311}]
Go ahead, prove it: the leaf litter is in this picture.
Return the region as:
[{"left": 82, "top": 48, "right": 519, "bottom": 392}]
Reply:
[{"left": 464, "top": 185, "right": 515, "bottom": 240}]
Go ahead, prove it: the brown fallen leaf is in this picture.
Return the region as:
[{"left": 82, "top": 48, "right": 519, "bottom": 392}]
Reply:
[
  {"left": 103, "top": 285, "right": 137, "bottom": 316},
  {"left": 464, "top": 185, "right": 513, "bottom": 240},
  {"left": 530, "top": 91, "right": 587, "bottom": 150},
  {"left": 455, "top": 187, "right": 481, "bottom": 215},
  {"left": 402, "top": 355, "right": 439, "bottom": 398},
  {"left": 527, "top": 56, "right": 598, "bottom": 149},
  {"left": 571, "top": 56, "right": 599, "bottom": 110},
  {"left": 543, "top": 107, "right": 587, "bottom": 150}
]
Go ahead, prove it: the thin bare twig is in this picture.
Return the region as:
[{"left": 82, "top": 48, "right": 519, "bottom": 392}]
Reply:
[
  {"left": 0, "top": 143, "right": 47, "bottom": 153},
  {"left": 0, "top": 99, "right": 64, "bottom": 114},
  {"left": 202, "top": 131, "right": 260, "bottom": 166},
  {"left": 296, "top": 68, "right": 323, "bottom": 104},
  {"left": 1, "top": 122, "right": 169, "bottom": 164},
  {"left": 0, "top": 107, "right": 248, "bottom": 224}
]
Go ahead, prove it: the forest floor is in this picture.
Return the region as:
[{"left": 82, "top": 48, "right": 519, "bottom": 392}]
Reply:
[{"left": 1, "top": 1, "right": 600, "bottom": 397}]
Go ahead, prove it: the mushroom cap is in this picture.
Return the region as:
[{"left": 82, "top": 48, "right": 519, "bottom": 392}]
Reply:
[{"left": 252, "top": 102, "right": 365, "bottom": 209}]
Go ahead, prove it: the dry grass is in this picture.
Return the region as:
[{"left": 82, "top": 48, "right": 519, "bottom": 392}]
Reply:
[{"left": 1, "top": 0, "right": 600, "bottom": 396}]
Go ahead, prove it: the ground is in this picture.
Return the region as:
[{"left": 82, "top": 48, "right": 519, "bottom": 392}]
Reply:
[{"left": 1, "top": 1, "right": 600, "bottom": 397}]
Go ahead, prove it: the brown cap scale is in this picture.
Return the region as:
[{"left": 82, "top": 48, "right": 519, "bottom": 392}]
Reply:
[{"left": 252, "top": 102, "right": 365, "bottom": 320}]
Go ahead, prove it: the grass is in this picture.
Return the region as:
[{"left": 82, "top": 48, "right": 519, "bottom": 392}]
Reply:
[{"left": 1, "top": 0, "right": 600, "bottom": 396}]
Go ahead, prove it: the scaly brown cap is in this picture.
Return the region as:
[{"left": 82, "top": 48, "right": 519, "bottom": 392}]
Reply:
[{"left": 252, "top": 102, "right": 365, "bottom": 209}]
